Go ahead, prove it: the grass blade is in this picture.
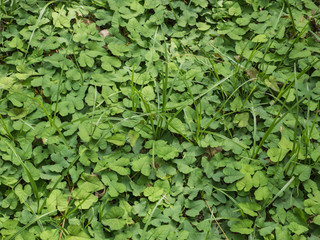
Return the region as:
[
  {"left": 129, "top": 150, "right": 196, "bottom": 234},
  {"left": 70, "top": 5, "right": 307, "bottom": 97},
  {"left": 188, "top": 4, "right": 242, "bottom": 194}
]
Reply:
[
  {"left": 141, "top": 195, "right": 167, "bottom": 240},
  {"left": 4, "top": 139, "right": 40, "bottom": 211}
]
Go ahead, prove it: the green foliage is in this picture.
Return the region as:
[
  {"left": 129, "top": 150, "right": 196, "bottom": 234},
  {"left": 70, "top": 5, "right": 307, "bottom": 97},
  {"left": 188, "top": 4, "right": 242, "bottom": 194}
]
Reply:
[{"left": 0, "top": 0, "right": 319, "bottom": 239}]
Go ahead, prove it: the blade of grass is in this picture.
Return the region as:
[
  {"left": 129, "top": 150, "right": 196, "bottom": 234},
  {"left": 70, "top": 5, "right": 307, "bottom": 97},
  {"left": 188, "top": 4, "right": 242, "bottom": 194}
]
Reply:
[
  {"left": 4, "top": 139, "right": 40, "bottom": 211},
  {"left": 201, "top": 178, "right": 245, "bottom": 218},
  {"left": 131, "top": 84, "right": 157, "bottom": 138},
  {"left": 98, "top": 197, "right": 110, "bottom": 222},
  {"left": 181, "top": 73, "right": 202, "bottom": 143},
  {"left": 38, "top": 154, "right": 80, "bottom": 213},
  {"left": 203, "top": 130, "right": 250, "bottom": 156},
  {"left": 26, "top": 1, "right": 57, "bottom": 56},
  {"left": 162, "top": 40, "right": 169, "bottom": 113},
  {"left": 8, "top": 210, "right": 57, "bottom": 240},
  {"left": 204, "top": 199, "right": 229, "bottom": 240},
  {"left": 0, "top": 113, "right": 15, "bottom": 140},
  {"left": 141, "top": 195, "right": 167, "bottom": 240},
  {"left": 283, "top": 0, "right": 296, "bottom": 31},
  {"left": 58, "top": 185, "right": 74, "bottom": 240},
  {"left": 199, "top": 78, "right": 253, "bottom": 137},
  {"left": 251, "top": 102, "right": 257, "bottom": 156},
  {"left": 259, "top": 4, "right": 284, "bottom": 79},
  {"left": 251, "top": 95, "right": 306, "bottom": 159},
  {"left": 291, "top": 63, "right": 299, "bottom": 158},
  {"left": 275, "top": 18, "right": 312, "bottom": 71},
  {"left": 305, "top": 102, "right": 319, "bottom": 164},
  {"left": 131, "top": 63, "right": 137, "bottom": 112},
  {"left": 266, "top": 176, "right": 295, "bottom": 208},
  {"left": 196, "top": 43, "right": 226, "bottom": 100},
  {"left": 251, "top": 176, "right": 295, "bottom": 239}
]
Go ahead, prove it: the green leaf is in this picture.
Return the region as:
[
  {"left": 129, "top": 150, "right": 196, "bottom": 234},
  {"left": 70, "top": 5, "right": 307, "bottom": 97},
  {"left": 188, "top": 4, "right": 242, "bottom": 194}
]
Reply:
[
  {"left": 253, "top": 171, "right": 268, "bottom": 188},
  {"left": 103, "top": 219, "right": 126, "bottom": 231},
  {"left": 265, "top": 76, "right": 280, "bottom": 92},
  {"left": 288, "top": 222, "right": 308, "bottom": 235},
  {"left": 230, "top": 95, "right": 243, "bottom": 112},
  {"left": 282, "top": 88, "right": 295, "bottom": 102},
  {"left": 101, "top": 172, "right": 126, "bottom": 198},
  {"left": 101, "top": 56, "right": 121, "bottom": 71},
  {"left": 236, "top": 15, "right": 251, "bottom": 26},
  {"left": 230, "top": 219, "right": 254, "bottom": 234},
  {"left": 14, "top": 184, "right": 31, "bottom": 204},
  {"left": 229, "top": 2, "right": 242, "bottom": 16},
  {"left": 196, "top": 22, "right": 210, "bottom": 31},
  {"left": 43, "top": 53, "right": 73, "bottom": 70},
  {"left": 73, "top": 24, "right": 89, "bottom": 44},
  {"left": 144, "top": 0, "right": 160, "bottom": 9},
  {"left": 255, "top": 186, "right": 272, "bottom": 201},
  {"left": 252, "top": 34, "right": 268, "bottom": 43},
  {"left": 8, "top": 36, "right": 25, "bottom": 52},
  {"left": 78, "top": 173, "right": 104, "bottom": 192},
  {"left": 236, "top": 173, "right": 253, "bottom": 192},
  {"left": 185, "top": 200, "right": 205, "bottom": 217},
  {"left": 144, "top": 186, "right": 163, "bottom": 202},
  {"left": 145, "top": 140, "right": 179, "bottom": 161},
  {"left": 289, "top": 43, "right": 311, "bottom": 59},
  {"left": 222, "top": 137, "right": 246, "bottom": 154},
  {"left": 73, "top": 192, "right": 98, "bottom": 209},
  {"left": 223, "top": 167, "right": 244, "bottom": 183},
  {"left": 52, "top": 9, "right": 70, "bottom": 28},
  {"left": 22, "top": 162, "right": 40, "bottom": 182},
  {"left": 174, "top": 156, "right": 195, "bottom": 174},
  {"left": 313, "top": 215, "right": 320, "bottom": 225},
  {"left": 66, "top": 68, "right": 81, "bottom": 81},
  {"left": 106, "top": 134, "right": 126, "bottom": 146},
  {"left": 132, "top": 155, "right": 151, "bottom": 176},
  {"left": 78, "top": 122, "right": 91, "bottom": 143},
  {"left": 141, "top": 85, "right": 156, "bottom": 101},
  {"left": 304, "top": 190, "right": 320, "bottom": 215},
  {"left": 78, "top": 51, "right": 94, "bottom": 68},
  {"left": 85, "top": 86, "right": 102, "bottom": 106},
  {"left": 1, "top": 191, "right": 18, "bottom": 210},
  {"left": 128, "top": 130, "right": 140, "bottom": 147},
  {"left": 108, "top": 39, "right": 129, "bottom": 56},
  {"left": 107, "top": 157, "right": 130, "bottom": 175},
  {"left": 233, "top": 113, "right": 249, "bottom": 128},
  {"left": 8, "top": 107, "right": 29, "bottom": 120},
  {"left": 38, "top": 230, "right": 60, "bottom": 240},
  {"left": 192, "top": 0, "right": 208, "bottom": 8},
  {"left": 46, "top": 189, "right": 68, "bottom": 212},
  {"left": 102, "top": 206, "right": 126, "bottom": 230},
  {"left": 267, "top": 147, "right": 288, "bottom": 163},
  {"left": 278, "top": 137, "right": 293, "bottom": 151},
  {"left": 238, "top": 202, "right": 261, "bottom": 217},
  {"left": 0, "top": 77, "right": 15, "bottom": 90},
  {"left": 259, "top": 222, "right": 276, "bottom": 237},
  {"left": 168, "top": 118, "right": 187, "bottom": 136},
  {"left": 58, "top": 101, "right": 75, "bottom": 116},
  {"left": 38, "top": 36, "right": 60, "bottom": 51},
  {"left": 67, "top": 225, "right": 91, "bottom": 239},
  {"left": 294, "top": 165, "right": 311, "bottom": 182}
]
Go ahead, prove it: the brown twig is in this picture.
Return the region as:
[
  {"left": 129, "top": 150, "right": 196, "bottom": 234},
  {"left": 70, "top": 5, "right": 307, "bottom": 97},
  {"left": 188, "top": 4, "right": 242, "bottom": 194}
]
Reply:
[
  {"left": 59, "top": 186, "right": 74, "bottom": 240},
  {"left": 161, "top": 194, "right": 170, "bottom": 203},
  {"left": 204, "top": 199, "right": 229, "bottom": 240}
]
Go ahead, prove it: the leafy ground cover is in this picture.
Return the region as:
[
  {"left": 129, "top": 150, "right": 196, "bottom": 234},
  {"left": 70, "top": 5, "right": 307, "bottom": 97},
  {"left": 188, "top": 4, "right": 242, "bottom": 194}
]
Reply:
[{"left": 1, "top": 0, "right": 320, "bottom": 239}]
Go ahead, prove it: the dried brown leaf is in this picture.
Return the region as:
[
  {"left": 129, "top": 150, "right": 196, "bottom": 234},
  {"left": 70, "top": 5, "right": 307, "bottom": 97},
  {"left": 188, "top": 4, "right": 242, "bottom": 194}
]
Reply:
[{"left": 99, "top": 29, "right": 111, "bottom": 39}]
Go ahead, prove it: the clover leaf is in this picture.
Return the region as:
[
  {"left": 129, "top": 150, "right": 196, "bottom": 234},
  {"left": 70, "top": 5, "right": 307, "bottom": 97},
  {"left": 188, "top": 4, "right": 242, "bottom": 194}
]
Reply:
[
  {"left": 145, "top": 140, "right": 179, "bottom": 160},
  {"left": 132, "top": 155, "right": 151, "bottom": 176},
  {"left": 230, "top": 219, "right": 254, "bottom": 234},
  {"left": 101, "top": 56, "right": 121, "bottom": 71}
]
